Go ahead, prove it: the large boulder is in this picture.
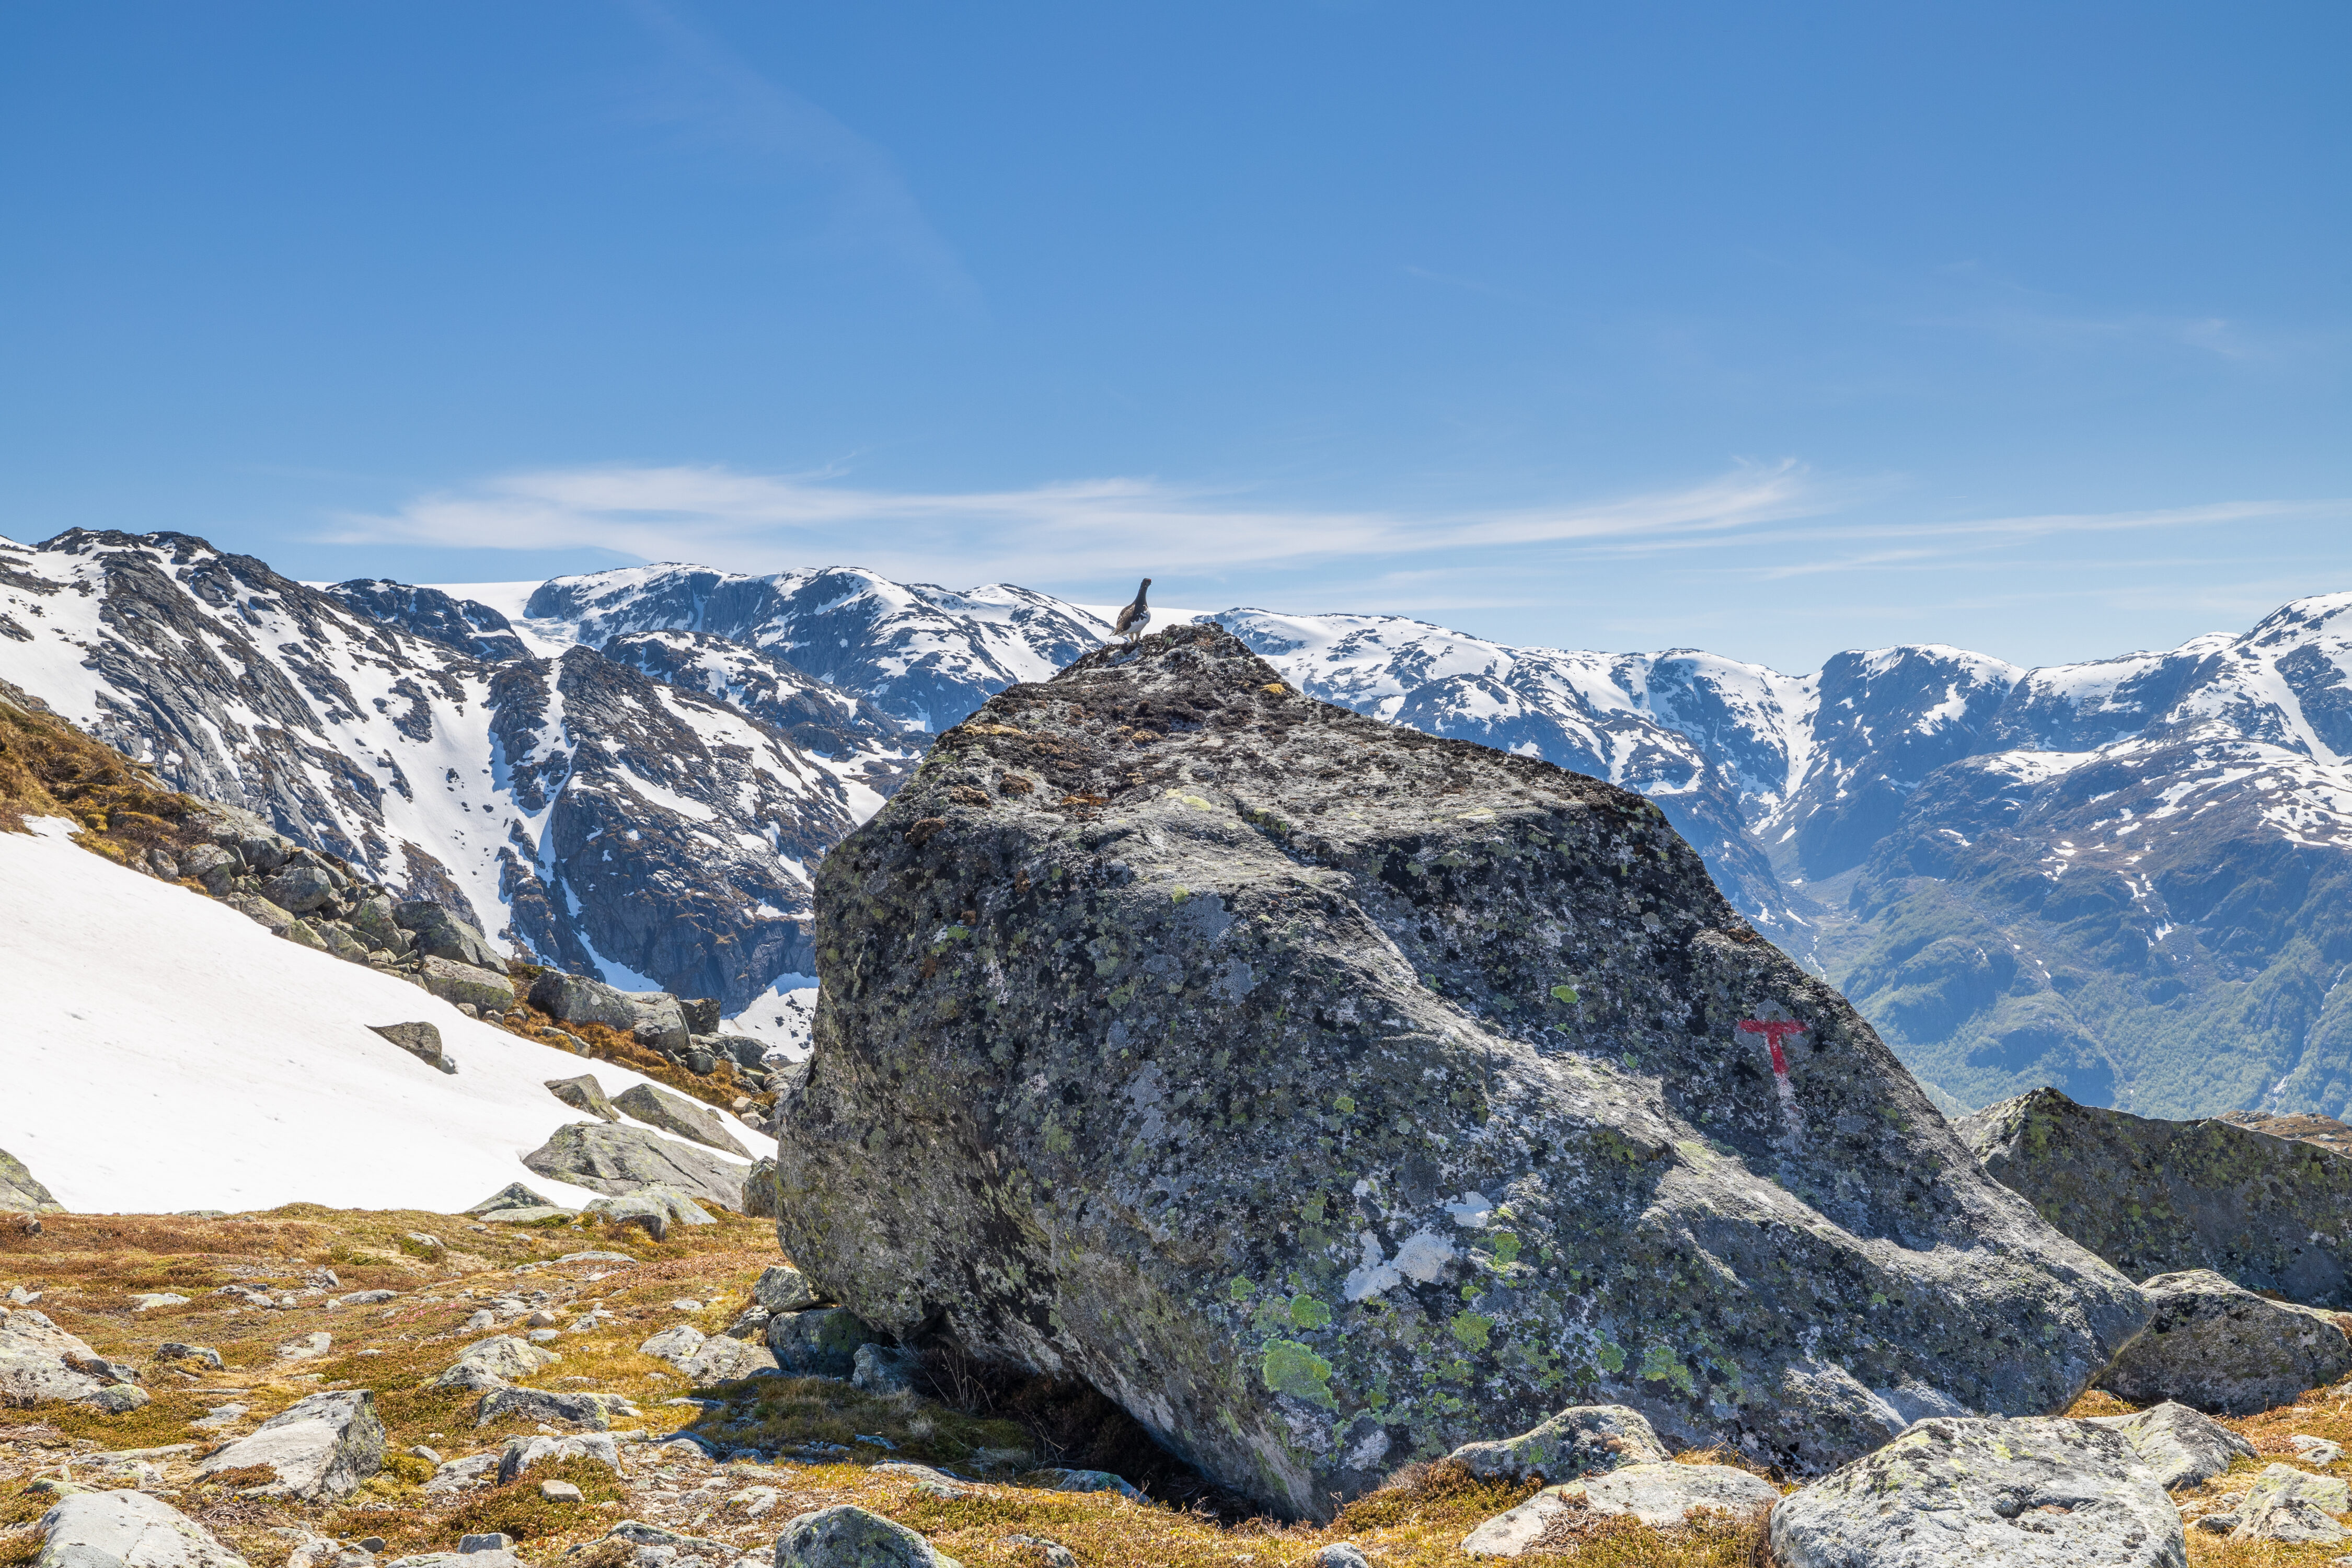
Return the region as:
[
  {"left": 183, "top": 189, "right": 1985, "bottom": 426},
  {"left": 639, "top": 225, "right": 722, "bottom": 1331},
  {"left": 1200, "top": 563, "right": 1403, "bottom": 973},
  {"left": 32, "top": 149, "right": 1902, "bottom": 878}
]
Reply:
[
  {"left": 770, "top": 625, "right": 2149, "bottom": 1519},
  {"left": 369, "top": 1021, "right": 454, "bottom": 1075},
  {"left": 613, "top": 1083, "right": 750, "bottom": 1157},
  {"left": 2094, "top": 1269, "right": 2352, "bottom": 1416},
  {"left": 36, "top": 1488, "right": 251, "bottom": 1568},
  {"left": 2082, "top": 1399, "right": 2258, "bottom": 1489},
  {"left": 637, "top": 1324, "right": 777, "bottom": 1383},
  {"left": 395, "top": 901, "right": 508, "bottom": 974},
  {"left": 547, "top": 1074, "right": 621, "bottom": 1122},
  {"left": 1769, "top": 1416, "right": 2183, "bottom": 1567},
  {"left": 0, "top": 1148, "right": 63, "bottom": 1214},
  {"left": 775, "top": 1506, "right": 961, "bottom": 1568},
  {"left": 522, "top": 1123, "right": 746, "bottom": 1210},
  {"left": 194, "top": 1390, "right": 385, "bottom": 1501},
  {"left": 529, "top": 973, "right": 686, "bottom": 1051},
  {"left": 0, "top": 1310, "right": 135, "bottom": 1409},
  {"left": 416, "top": 956, "right": 516, "bottom": 1012},
  {"left": 431, "top": 1335, "right": 560, "bottom": 1390},
  {"left": 1961, "top": 1086, "right": 2352, "bottom": 1307}
]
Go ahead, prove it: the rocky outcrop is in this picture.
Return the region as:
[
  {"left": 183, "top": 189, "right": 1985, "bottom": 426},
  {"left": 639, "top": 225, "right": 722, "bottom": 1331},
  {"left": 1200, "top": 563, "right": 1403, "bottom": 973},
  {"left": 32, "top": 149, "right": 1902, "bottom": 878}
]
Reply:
[
  {"left": 322, "top": 580, "right": 529, "bottom": 662},
  {"left": 2094, "top": 1270, "right": 2352, "bottom": 1416},
  {"left": 613, "top": 1083, "right": 748, "bottom": 1157},
  {"left": 416, "top": 956, "right": 516, "bottom": 1012},
  {"left": 35, "top": 1488, "right": 252, "bottom": 1568},
  {"left": 0, "top": 1148, "right": 62, "bottom": 1213},
  {"left": 522, "top": 1124, "right": 746, "bottom": 1211},
  {"left": 1769, "top": 1416, "right": 2184, "bottom": 1567},
  {"left": 774, "top": 1505, "right": 962, "bottom": 1568},
  {"left": 1960, "top": 1087, "right": 2352, "bottom": 1306},
  {"left": 1461, "top": 1463, "right": 1781, "bottom": 1555},
  {"left": 637, "top": 1325, "right": 777, "bottom": 1383},
  {"left": 581, "top": 1186, "right": 716, "bottom": 1241},
  {"left": 2227, "top": 1465, "right": 2352, "bottom": 1543},
  {"left": 0, "top": 1309, "right": 144, "bottom": 1410},
  {"left": 546, "top": 1074, "right": 620, "bottom": 1122},
  {"left": 430, "top": 1336, "right": 559, "bottom": 1391},
  {"left": 495, "top": 1432, "right": 619, "bottom": 1486},
  {"left": 194, "top": 1390, "right": 385, "bottom": 1501},
  {"left": 772, "top": 623, "right": 2148, "bottom": 1519},
  {"left": 472, "top": 1386, "right": 637, "bottom": 1430}
]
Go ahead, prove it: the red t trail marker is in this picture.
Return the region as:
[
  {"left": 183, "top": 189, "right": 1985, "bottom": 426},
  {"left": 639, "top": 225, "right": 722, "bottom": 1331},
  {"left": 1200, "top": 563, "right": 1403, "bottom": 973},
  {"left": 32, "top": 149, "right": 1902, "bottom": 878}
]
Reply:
[{"left": 1738, "top": 1017, "right": 1808, "bottom": 1135}]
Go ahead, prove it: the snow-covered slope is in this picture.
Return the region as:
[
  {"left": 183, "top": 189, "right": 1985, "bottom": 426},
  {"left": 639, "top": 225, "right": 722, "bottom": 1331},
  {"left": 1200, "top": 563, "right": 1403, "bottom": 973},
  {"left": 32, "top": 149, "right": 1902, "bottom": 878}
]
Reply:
[
  {"left": 526, "top": 564, "right": 1114, "bottom": 734},
  {"left": 0, "top": 531, "right": 871, "bottom": 1009},
  {"left": 1, "top": 816, "right": 769, "bottom": 1213}
]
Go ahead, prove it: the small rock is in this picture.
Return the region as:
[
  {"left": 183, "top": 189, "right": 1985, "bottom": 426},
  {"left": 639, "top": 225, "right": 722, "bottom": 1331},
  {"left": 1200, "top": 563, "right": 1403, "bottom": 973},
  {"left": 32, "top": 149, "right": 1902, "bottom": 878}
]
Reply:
[
  {"left": 752, "top": 1265, "right": 819, "bottom": 1315},
  {"left": 466, "top": 1183, "right": 564, "bottom": 1219},
  {"left": 2235, "top": 1463, "right": 2352, "bottom": 1543},
  {"left": 539, "top": 1480, "right": 583, "bottom": 1503},
  {"left": 872, "top": 1462, "right": 967, "bottom": 1498},
  {"left": 547, "top": 1075, "right": 622, "bottom": 1123},
  {"left": 1004, "top": 1540, "right": 1077, "bottom": 1568},
  {"left": 499, "top": 1432, "right": 620, "bottom": 1484},
  {"left": 417, "top": 955, "right": 517, "bottom": 1012},
  {"left": 395, "top": 902, "right": 509, "bottom": 974},
  {"left": 360, "top": 1541, "right": 385, "bottom": 1555},
  {"left": 670, "top": 1300, "right": 704, "bottom": 1312},
  {"left": 156, "top": 1342, "right": 225, "bottom": 1371},
  {"left": 1445, "top": 1404, "right": 1667, "bottom": 1484},
  {"left": 432, "top": 1335, "right": 560, "bottom": 1390},
  {"left": 525, "top": 1310, "right": 559, "bottom": 1328},
  {"left": 2096, "top": 1269, "right": 2352, "bottom": 1416},
  {"left": 2295, "top": 1434, "right": 2347, "bottom": 1466},
  {"left": 1029, "top": 1469, "right": 1147, "bottom": 1504},
  {"left": 775, "top": 1506, "right": 962, "bottom": 1568},
  {"left": 1301, "top": 1548, "right": 1368, "bottom": 1568},
  {"left": 528, "top": 1329, "right": 559, "bottom": 1345},
  {"left": 423, "top": 1454, "right": 499, "bottom": 1495},
  {"left": 409, "top": 1446, "right": 443, "bottom": 1465},
  {"left": 581, "top": 1187, "right": 717, "bottom": 1243},
  {"left": 334, "top": 1291, "right": 398, "bottom": 1308},
  {"left": 852, "top": 1344, "right": 920, "bottom": 1396},
  {"left": 472, "top": 1385, "right": 638, "bottom": 1431},
  {"left": 523, "top": 1124, "right": 744, "bottom": 1212},
  {"left": 1769, "top": 1416, "right": 2181, "bottom": 1568},
  {"left": 1463, "top": 1463, "right": 1778, "bottom": 1555},
  {"left": 457, "top": 1535, "right": 513, "bottom": 1554},
  {"left": 2084, "top": 1399, "right": 2261, "bottom": 1489},
  {"left": 369, "top": 1022, "right": 457, "bottom": 1075},
  {"left": 463, "top": 1310, "right": 496, "bottom": 1333},
  {"left": 278, "top": 1332, "right": 333, "bottom": 1361},
  {"left": 131, "top": 1293, "right": 191, "bottom": 1311}
]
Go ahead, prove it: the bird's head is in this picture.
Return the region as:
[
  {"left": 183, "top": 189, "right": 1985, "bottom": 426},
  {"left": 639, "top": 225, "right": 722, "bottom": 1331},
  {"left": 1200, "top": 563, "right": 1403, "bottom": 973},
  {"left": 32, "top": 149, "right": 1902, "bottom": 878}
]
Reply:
[{"left": 1138, "top": 577, "right": 1152, "bottom": 592}]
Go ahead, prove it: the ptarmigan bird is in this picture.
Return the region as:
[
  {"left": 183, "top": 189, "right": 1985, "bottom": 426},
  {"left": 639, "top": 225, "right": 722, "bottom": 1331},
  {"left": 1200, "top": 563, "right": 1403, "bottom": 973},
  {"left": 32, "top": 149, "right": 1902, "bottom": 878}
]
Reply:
[{"left": 1112, "top": 578, "right": 1152, "bottom": 644}]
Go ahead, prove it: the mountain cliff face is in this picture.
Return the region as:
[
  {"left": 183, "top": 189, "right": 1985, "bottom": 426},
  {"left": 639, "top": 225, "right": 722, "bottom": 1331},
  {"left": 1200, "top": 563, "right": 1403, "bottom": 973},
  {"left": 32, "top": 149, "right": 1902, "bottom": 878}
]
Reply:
[{"left": 0, "top": 530, "right": 866, "bottom": 1009}]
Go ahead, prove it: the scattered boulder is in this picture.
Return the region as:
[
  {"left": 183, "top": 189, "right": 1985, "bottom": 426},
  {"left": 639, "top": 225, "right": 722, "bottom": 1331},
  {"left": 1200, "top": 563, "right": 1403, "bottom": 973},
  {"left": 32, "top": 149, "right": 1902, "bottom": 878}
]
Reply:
[
  {"left": 417, "top": 956, "right": 517, "bottom": 1012},
  {"left": 1030, "top": 1468, "right": 1148, "bottom": 1504},
  {"left": 528, "top": 973, "right": 645, "bottom": 1035},
  {"left": 1, "top": 1148, "right": 63, "bottom": 1213},
  {"left": 423, "top": 1454, "right": 500, "bottom": 1495},
  {"left": 471, "top": 1386, "right": 638, "bottom": 1430},
  {"left": 395, "top": 902, "right": 508, "bottom": 973},
  {"left": 261, "top": 863, "right": 340, "bottom": 915},
  {"left": 681, "top": 998, "right": 722, "bottom": 1035},
  {"left": 369, "top": 1022, "right": 455, "bottom": 1075},
  {"left": 624, "top": 994, "right": 690, "bottom": 1056},
  {"left": 35, "top": 1486, "right": 251, "bottom": 1568},
  {"left": 1445, "top": 1403, "right": 1668, "bottom": 1484},
  {"left": 2095, "top": 1269, "right": 2352, "bottom": 1416},
  {"left": 1769, "top": 1416, "right": 2182, "bottom": 1568},
  {"left": 743, "top": 1157, "right": 779, "bottom": 1219},
  {"left": 538, "top": 1480, "right": 582, "bottom": 1503},
  {"left": 1962, "top": 1085, "right": 2352, "bottom": 1307},
  {"left": 2083, "top": 1400, "right": 2259, "bottom": 1489},
  {"left": 496, "top": 1432, "right": 619, "bottom": 1485},
  {"left": 638, "top": 1324, "right": 778, "bottom": 1384},
  {"left": 2295, "top": 1434, "right": 2346, "bottom": 1464},
  {"left": 546, "top": 1075, "right": 620, "bottom": 1123},
  {"left": 767, "top": 1307, "right": 880, "bottom": 1379},
  {"left": 1461, "top": 1463, "right": 1778, "bottom": 1555},
  {"left": 464, "top": 1184, "right": 572, "bottom": 1223},
  {"left": 753, "top": 1265, "right": 821, "bottom": 1315},
  {"left": 613, "top": 1083, "right": 750, "bottom": 1157},
  {"left": 852, "top": 1344, "right": 920, "bottom": 1396},
  {"left": 2231, "top": 1463, "right": 2352, "bottom": 1543},
  {"left": 432, "top": 1336, "right": 560, "bottom": 1390},
  {"left": 0, "top": 1310, "right": 126, "bottom": 1409},
  {"left": 776, "top": 1506, "right": 962, "bottom": 1568},
  {"left": 194, "top": 1390, "right": 385, "bottom": 1501},
  {"left": 155, "top": 1343, "right": 224, "bottom": 1371},
  {"left": 771, "top": 625, "right": 2149, "bottom": 1518},
  {"left": 583, "top": 1186, "right": 716, "bottom": 1242},
  {"left": 523, "top": 1123, "right": 745, "bottom": 1210}
]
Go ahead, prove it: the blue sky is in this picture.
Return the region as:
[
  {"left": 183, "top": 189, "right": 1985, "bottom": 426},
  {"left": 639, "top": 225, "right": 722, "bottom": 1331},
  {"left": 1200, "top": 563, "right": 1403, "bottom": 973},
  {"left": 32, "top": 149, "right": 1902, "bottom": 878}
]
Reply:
[{"left": 2, "top": 2, "right": 2345, "bottom": 672}]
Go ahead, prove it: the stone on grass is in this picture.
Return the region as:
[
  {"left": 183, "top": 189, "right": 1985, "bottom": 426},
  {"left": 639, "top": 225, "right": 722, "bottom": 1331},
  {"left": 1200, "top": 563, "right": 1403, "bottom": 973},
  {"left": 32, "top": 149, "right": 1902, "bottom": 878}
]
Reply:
[
  {"left": 432, "top": 1335, "right": 559, "bottom": 1390},
  {"left": 582, "top": 1186, "right": 717, "bottom": 1242},
  {"left": 772, "top": 624, "right": 2149, "bottom": 1520},
  {"left": 871, "top": 1462, "right": 966, "bottom": 1498},
  {"left": 522, "top": 1123, "right": 745, "bottom": 1211},
  {"left": 416, "top": 956, "right": 516, "bottom": 1013},
  {"left": 2083, "top": 1399, "right": 2259, "bottom": 1489},
  {"left": 546, "top": 1075, "right": 620, "bottom": 1123},
  {"left": 0, "top": 1147, "right": 64, "bottom": 1214},
  {"left": 423, "top": 1454, "right": 499, "bottom": 1495},
  {"left": 538, "top": 1480, "right": 582, "bottom": 1503},
  {"left": 2233, "top": 1473, "right": 2352, "bottom": 1542},
  {"left": 1768, "top": 1416, "right": 2181, "bottom": 1568},
  {"left": 1461, "top": 1463, "right": 1778, "bottom": 1556},
  {"left": 774, "top": 1505, "right": 962, "bottom": 1568},
  {"left": 456, "top": 1535, "right": 512, "bottom": 1554},
  {"left": 194, "top": 1390, "right": 385, "bottom": 1502},
  {"left": 1030, "top": 1468, "right": 1147, "bottom": 1504},
  {"left": 1302, "top": 1549, "right": 1368, "bottom": 1568},
  {"left": 472, "top": 1386, "right": 638, "bottom": 1431},
  {"left": 753, "top": 1265, "right": 820, "bottom": 1315},
  {"left": 851, "top": 1344, "right": 920, "bottom": 1396},
  {"left": 1446, "top": 1404, "right": 1668, "bottom": 1484},
  {"left": 2292, "top": 1434, "right": 2345, "bottom": 1465},
  {"left": 639, "top": 1324, "right": 777, "bottom": 1384},
  {"left": 465, "top": 1183, "right": 558, "bottom": 1218},
  {"left": 36, "top": 1487, "right": 250, "bottom": 1568},
  {"left": 498, "top": 1432, "right": 619, "bottom": 1484},
  {"left": 766, "top": 1308, "right": 879, "bottom": 1379},
  {"left": 613, "top": 1083, "right": 750, "bottom": 1158},
  {"left": 2095, "top": 1269, "right": 2352, "bottom": 1416},
  {"left": 155, "top": 1343, "right": 224, "bottom": 1371}
]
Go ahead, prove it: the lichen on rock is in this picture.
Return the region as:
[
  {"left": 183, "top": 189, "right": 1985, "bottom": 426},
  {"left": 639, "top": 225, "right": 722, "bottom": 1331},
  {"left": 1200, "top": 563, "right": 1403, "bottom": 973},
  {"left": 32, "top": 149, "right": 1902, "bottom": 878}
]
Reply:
[{"left": 774, "top": 623, "right": 2149, "bottom": 1519}]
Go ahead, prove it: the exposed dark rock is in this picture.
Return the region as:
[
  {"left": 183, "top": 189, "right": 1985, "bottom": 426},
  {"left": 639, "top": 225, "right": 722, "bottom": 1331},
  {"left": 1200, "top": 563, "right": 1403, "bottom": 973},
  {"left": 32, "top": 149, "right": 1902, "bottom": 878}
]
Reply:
[
  {"left": 681, "top": 997, "right": 721, "bottom": 1035},
  {"left": 415, "top": 956, "right": 515, "bottom": 1012},
  {"left": 771, "top": 623, "right": 2149, "bottom": 1519},
  {"left": 612, "top": 1083, "right": 748, "bottom": 1157},
  {"left": 1959, "top": 1086, "right": 2352, "bottom": 1306},
  {"left": 2094, "top": 1270, "right": 2352, "bottom": 1416},
  {"left": 529, "top": 972, "right": 640, "bottom": 1032},
  {"left": 743, "top": 1157, "right": 779, "bottom": 1219},
  {"left": 766, "top": 1308, "right": 879, "bottom": 1379},
  {"left": 322, "top": 580, "right": 529, "bottom": 662},
  {"left": 464, "top": 1183, "right": 562, "bottom": 1218},
  {"left": 368, "top": 1022, "right": 454, "bottom": 1075},
  {"left": 521, "top": 1125, "right": 744, "bottom": 1212},
  {"left": 1769, "top": 1416, "right": 2182, "bottom": 1567},
  {"left": 1445, "top": 1404, "right": 1667, "bottom": 1485},
  {"left": 774, "top": 1505, "right": 960, "bottom": 1568},
  {"left": 395, "top": 901, "right": 508, "bottom": 974}
]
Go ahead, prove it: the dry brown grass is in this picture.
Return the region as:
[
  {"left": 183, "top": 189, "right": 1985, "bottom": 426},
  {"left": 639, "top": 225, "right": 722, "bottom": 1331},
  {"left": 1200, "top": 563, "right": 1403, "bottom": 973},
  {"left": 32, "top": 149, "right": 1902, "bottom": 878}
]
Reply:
[{"left": 0, "top": 684, "right": 200, "bottom": 855}]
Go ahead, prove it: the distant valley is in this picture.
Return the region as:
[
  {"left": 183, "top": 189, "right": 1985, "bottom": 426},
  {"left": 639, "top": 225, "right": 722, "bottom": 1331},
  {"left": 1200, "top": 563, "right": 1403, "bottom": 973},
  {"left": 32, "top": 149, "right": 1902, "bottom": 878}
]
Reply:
[{"left": 7, "top": 526, "right": 2352, "bottom": 1120}]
